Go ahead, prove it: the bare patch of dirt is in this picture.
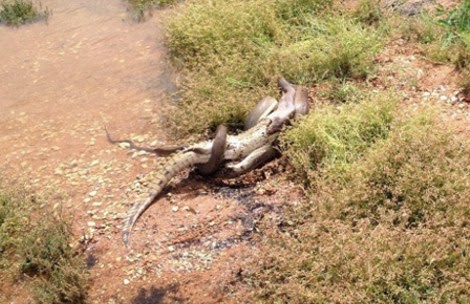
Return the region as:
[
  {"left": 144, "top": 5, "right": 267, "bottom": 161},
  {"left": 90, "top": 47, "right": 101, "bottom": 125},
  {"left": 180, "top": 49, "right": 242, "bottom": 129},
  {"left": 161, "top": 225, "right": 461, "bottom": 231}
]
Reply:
[
  {"left": 0, "top": 1, "right": 302, "bottom": 303},
  {"left": 373, "top": 37, "right": 470, "bottom": 135}
]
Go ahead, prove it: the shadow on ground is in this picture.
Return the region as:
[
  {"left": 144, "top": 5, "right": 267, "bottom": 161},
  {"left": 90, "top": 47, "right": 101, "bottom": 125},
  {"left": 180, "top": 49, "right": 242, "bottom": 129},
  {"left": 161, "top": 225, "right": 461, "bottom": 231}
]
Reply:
[{"left": 131, "top": 284, "right": 183, "bottom": 304}]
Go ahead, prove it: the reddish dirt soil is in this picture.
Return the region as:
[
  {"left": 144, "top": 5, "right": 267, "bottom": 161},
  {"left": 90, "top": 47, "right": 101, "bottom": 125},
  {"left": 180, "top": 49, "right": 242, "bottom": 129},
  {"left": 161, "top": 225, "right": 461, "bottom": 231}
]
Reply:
[{"left": 0, "top": 1, "right": 301, "bottom": 303}]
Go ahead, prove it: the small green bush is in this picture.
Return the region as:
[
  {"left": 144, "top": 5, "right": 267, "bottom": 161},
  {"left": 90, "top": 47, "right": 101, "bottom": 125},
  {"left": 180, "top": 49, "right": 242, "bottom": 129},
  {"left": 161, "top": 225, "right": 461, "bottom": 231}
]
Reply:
[
  {"left": 325, "top": 80, "right": 365, "bottom": 104},
  {"left": 0, "top": 186, "right": 88, "bottom": 304},
  {"left": 0, "top": 0, "right": 49, "bottom": 26},
  {"left": 437, "top": 0, "right": 470, "bottom": 68},
  {"left": 270, "top": 17, "right": 382, "bottom": 81},
  {"left": 0, "top": 189, "right": 28, "bottom": 258},
  {"left": 249, "top": 222, "right": 469, "bottom": 303},
  {"left": 329, "top": 114, "right": 470, "bottom": 229},
  {"left": 280, "top": 91, "right": 397, "bottom": 185},
  {"left": 439, "top": 0, "right": 470, "bottom": 35}
]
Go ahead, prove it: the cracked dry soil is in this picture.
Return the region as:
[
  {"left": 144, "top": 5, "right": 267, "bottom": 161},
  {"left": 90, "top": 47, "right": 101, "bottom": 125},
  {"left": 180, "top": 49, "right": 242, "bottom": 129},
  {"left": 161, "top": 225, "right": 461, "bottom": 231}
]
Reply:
[{"left": 0, "top": 1, "right": 301, "bottom": 303}]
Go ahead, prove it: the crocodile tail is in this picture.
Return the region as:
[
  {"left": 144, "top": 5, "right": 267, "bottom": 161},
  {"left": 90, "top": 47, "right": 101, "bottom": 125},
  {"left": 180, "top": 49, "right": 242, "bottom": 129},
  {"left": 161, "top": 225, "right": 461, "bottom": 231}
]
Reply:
[
  {"left": 123, "top": 195, "right": 155, "bottom": 248},
  {"left": 122, "top": 151, "right": 201, "bottom": 247}
]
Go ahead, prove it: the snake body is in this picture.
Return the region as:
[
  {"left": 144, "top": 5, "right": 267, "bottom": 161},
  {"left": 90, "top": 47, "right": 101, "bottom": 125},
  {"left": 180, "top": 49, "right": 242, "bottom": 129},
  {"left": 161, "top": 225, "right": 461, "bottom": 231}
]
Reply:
[
  {"left": 244, "top": 96, "right": 278, "bottom": 130},
  {"left": 197, "top": 125, "right": 228, "bottom": 175}
]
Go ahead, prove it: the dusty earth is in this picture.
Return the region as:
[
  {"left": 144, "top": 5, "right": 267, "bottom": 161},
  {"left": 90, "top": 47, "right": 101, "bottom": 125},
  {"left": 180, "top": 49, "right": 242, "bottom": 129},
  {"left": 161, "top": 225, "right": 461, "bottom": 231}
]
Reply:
[
  {"left": 0, "top": 1, "right": 301, "bottom": 303},
  {"left": 1, "top": 0, "right": 469, "bottom": 303}
]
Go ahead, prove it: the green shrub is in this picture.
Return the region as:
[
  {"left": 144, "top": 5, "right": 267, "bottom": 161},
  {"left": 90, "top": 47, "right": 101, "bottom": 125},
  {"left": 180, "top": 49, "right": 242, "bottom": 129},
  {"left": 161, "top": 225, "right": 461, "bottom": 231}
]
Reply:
[
  {"left": 0, "top": 0, "right": 49, "bottom": 25},
  {"left": 269, "top": 17, "right": 382, "bottom": 81},
  {"left": 165, "top": 0, "right": 383, "bottom": 135},
  {"left": 280, "top": 92, "right": 397, "bottom": 186},
  {"left": 328, "top": 114, "right": 470, "bottom": 229},
  {"left": 0, "top": 189, "right": 28, "bottom": 258},
  {"left": 439, "top": 0, "right": 470, "bottom": 35},
  {"left": 437, "top": 0, "right": 470, "bottom": 68},
  {"left": 0, "top": 186, "right": 88, "bottom": 304},
  {"left": 325, "top": 80, "right": 365, "bottom": 104},
  {"left": 249, "top": 222, "right": 469, "bottom": 303}
]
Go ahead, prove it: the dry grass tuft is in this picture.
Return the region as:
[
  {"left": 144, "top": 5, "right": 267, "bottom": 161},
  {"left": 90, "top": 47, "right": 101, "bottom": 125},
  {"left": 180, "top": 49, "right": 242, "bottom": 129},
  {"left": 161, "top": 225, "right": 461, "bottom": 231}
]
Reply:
[
  {"left": 127, "top": 0, "right": 176, "bottom": 21},
  {"left": 0, "top": 186, "right": 88, "bottom": 304}
]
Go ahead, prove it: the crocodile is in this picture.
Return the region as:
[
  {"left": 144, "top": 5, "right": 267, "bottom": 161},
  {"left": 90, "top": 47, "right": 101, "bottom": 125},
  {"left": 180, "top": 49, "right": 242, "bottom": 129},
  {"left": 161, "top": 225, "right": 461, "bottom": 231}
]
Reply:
[{"left": 121, "top": 78, "right": 309, "bottom": 247}]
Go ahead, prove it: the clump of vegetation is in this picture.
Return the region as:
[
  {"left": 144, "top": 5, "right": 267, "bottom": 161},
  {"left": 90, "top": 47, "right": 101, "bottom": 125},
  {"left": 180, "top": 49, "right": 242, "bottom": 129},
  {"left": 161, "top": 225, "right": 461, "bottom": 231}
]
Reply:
[
  {"left": 353, "top": 0, "right": 383, "bottom": 26},
  {"left": 280, "top": 91, "right": 397, "bottom": 184},
  {"left": 0, "top": 186, "right": 88, "bottom": 303},
  {"left": 164, "top": 0, "right": 383, "bottom": 135},
  {"left": 0, "top": 0, "right": 49, "bottom": 26},
  {"left": 127, "top": 0, "right": 176, "bottom": 21},
  {"left": 439, "top": 0, "right": 470, "bottom": 41},
  {"left": 324, "top": 80, "right": 365, "bottom": 104},
  {"left": 438, "top": 0, "right": 470, "bottom": 91},
  {"left": 244, "top": 98, "right": 470, "bottom": 302}
]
